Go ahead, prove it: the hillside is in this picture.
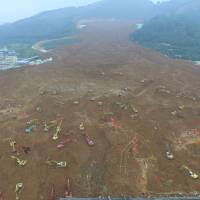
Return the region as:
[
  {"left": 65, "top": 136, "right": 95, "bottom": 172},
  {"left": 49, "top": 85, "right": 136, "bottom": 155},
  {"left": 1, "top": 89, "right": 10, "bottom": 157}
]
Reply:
[
  {"left": 1, "top": 20, "right": 200, "bottom": 199},
  {"left": 0, "top": 0, "right": 155, "bottom": 46},
  {"left": 132, "top": 0, "right": 200, "bottom": 61}
]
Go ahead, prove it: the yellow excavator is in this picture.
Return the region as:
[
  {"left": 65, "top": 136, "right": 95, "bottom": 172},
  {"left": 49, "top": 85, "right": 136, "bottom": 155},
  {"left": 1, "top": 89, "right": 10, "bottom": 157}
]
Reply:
[
  {"left": 15, "top": 182, "right": 23, "bottom": 200},
  {"left": 11, "top": 156, "right": 27, "bottom": 166},
  {"left": 181, "top": 165, "right": 198, "bottom": 179},
  {"left": 43, "top": 120, "right": 58, "bottom": 132},
  {"left": 52, "top": 120, "right": 62, "bottom": 140},
  {"left": 9, "top": 139, "right": 17, "bottom": 153},
  {"left": 46, "top": 158, "right": 67, "bottom": 168}
]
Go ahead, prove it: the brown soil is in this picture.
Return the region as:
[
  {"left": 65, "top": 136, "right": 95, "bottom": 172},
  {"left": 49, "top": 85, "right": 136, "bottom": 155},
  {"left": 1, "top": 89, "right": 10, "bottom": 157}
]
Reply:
[{"left": 0, "top": 20, "right": 200, "bottom": 199}]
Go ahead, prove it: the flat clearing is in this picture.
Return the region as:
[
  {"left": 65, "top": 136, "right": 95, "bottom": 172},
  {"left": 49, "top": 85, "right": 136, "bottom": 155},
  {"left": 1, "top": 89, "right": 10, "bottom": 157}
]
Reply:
[{"left": 0, "top": 20, "right": 200, "bottom": 199}]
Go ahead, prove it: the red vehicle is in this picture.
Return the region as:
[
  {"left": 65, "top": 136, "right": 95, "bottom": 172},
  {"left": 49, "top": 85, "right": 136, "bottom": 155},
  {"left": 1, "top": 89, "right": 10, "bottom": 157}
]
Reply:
[
  {"left": 57, "top": 136, "right": 71, "bottom": 150},
  {"left": 84, "top": 134, "right": 95, "bottom": 146},
  {"left": 49, "top": 185, "right": 56, "bottom": 200},
  {"left": 0, "top": 191, "right": 5, "bottom": 200},
  {"left": 63, "top": 178, "right": 72, "bottom": 198}
]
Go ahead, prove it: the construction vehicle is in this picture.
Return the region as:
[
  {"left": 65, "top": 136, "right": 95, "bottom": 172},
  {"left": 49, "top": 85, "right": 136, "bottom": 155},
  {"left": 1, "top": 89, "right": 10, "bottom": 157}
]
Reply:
[
  {"left": 130, "top": 104, "right": 138, "bottom": 114},
  {"left": 25, "top": 125, "right": 36, "bottom": 134},
  {"left": 57, "top": 137, "right": 71, "bottom": 150},
  {"left": 43, "top": 120, "right": 58, "bottom": 132},
  {"left": 83, "top": 133, "right": 95, "bottom": 146},
  {"left": 26, "top": 119, "right": 39, "bottom": 125},
  {"left": 15, "top": 183, "right": 23, "bottom": 200},
  {"left": 11, "top": 156, "right": 27, "bottom": 166},
  {"left": 79, "top": 122, "right": 85, "bottom": 131},
  {"left": 52, "top": 120, "right": 62, "bottom": 140},
  {"left": 63, "top": 178, "right": 72, "bottom": 198},
  {"left": 46, "top": 159, "right": 67, "bottom": 168},
  {"left": 9, "top": 139, "right": 17, "bottom": 153},
  {"left": 181, "top": 165, "right": 198, "bottom": 179},
  {"left": 165, "top": 143, "right": 174, "bottom": 160},
  {"left": 43, "top": 122, "right": 49, "bottom": 132},
  {"left": 50, "top": 185, "right": 56, "bottom": 200}
]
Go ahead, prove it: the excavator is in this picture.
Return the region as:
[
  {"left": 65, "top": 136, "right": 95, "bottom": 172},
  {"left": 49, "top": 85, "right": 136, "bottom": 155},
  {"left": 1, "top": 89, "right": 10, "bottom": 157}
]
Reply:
[
  {"left": 63, "top": 178, "right": 72, "bottom": 198},
  {"left": 11, "top": 156, "right": 27, "bottom": 166},
  {"left": 15, "top": 183, "right": 23, "bottom": 200},
  {"left": 43, "top": 120, "right": 58, "bottom": 132},
  {"left": 46, "top": 158, "right": 67, "bottom": 168},
  {"left": 9, "top": 139, "right": 17, "bottom": 153},
  {"left": 181, "top": 165, "right": 198, "bottom": 179},
  {"left": 165, "top": 143, "right": 174, "bottom": 160},
  {"left": 52, "top": 120, "right": 63, "bottom": 140}
]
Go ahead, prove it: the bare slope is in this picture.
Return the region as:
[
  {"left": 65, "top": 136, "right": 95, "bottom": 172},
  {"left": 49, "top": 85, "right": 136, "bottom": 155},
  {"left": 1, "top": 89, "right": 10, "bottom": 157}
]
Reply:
[{"left": 0, "top": 20, "right": 200, "bottom": 199}]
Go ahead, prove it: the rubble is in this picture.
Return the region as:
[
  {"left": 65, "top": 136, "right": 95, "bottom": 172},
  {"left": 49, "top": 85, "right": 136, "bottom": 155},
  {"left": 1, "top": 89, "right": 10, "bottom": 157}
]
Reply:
[{"left": 1, "top": 19, "right": 200, "bottom": 199}]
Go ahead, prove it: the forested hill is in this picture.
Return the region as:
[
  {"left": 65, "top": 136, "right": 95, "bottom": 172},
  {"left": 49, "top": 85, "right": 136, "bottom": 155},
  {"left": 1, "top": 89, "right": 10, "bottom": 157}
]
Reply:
[
  {"left": 0, "top": 0, "right": 155, "bottom": 45},
  {"left": 132, "top": 0, "right": 200, "bottom": 61}
]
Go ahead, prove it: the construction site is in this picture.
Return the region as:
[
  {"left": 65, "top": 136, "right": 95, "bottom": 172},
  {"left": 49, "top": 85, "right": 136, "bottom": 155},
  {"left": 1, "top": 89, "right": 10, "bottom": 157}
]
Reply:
[{"left": 0, "top": 20, "right": 200, "bottom": 200}]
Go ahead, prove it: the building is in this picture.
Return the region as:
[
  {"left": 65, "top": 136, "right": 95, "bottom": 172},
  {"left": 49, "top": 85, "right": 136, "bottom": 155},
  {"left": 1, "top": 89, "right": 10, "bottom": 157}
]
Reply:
[{"left": 0, "top": 48, "right": 18, "bottom": 69}]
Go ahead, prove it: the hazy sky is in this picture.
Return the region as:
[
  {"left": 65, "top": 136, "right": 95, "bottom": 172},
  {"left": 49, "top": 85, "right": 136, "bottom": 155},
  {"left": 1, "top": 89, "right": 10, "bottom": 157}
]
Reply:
[{"left": 0, "top": 0, "right": 169, "bottom": 25}]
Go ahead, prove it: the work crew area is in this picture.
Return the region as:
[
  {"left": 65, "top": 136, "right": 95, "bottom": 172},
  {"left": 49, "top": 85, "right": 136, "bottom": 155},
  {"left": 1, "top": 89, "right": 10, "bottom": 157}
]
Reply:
[{"left": 0, "top": 21, "right": 200, "bottom": 200}]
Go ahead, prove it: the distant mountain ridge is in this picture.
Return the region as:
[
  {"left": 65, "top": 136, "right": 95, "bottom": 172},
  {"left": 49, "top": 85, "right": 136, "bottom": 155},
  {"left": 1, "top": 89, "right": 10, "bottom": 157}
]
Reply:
[
  {"left": 2, "top": 0, "right": 200, "bottom": 61},
  {"left": 0, "top": 0, "right": 156, "bottom": 45},
  {"left": 132, "top": 0, "right": 200, "bottom": 61}
]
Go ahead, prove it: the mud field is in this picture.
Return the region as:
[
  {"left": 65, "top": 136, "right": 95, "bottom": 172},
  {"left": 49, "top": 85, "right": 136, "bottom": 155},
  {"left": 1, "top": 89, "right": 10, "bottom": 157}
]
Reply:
[{"left": 0, "top": 20, "right": 200, "bottom": 199}]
